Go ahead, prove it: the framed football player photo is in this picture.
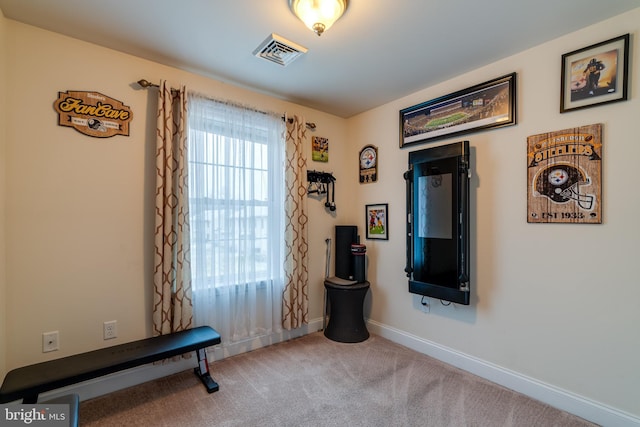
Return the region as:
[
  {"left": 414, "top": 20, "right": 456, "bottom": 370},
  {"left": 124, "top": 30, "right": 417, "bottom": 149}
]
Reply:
[
  {"left": 366, "top": 203, "right": 388, "bottom": 240},
  {"left": 560, "top": 34, "right": 629, "bottom": 113}
]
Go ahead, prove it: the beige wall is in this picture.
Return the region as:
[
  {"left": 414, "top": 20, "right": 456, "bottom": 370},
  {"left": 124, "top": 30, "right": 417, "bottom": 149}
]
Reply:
[
  {"left": 0, "top": 6, "right": 7, "bottom": 380},
  {"left": 347, "top": 9, "right": 639, "bottom": 418},
  {"left": 3, "top": 19, "right": 348, "bottom": 369},
  {"left": 2, "top": 6, "right": 639, "bottom": 421}
]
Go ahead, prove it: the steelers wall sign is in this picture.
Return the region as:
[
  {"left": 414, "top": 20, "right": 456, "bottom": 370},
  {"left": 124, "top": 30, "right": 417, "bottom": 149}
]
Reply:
[
  {"left": 527, "top": 123, "right": 602, "bottom": 224},
  {"left": 54, "top": 91, "right": 133, "bottom": 138}
]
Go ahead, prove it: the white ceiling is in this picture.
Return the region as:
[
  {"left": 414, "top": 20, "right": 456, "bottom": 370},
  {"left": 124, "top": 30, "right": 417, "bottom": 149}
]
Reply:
[{"left": 1, "top": 0, "right": 637, "bottom": 118}]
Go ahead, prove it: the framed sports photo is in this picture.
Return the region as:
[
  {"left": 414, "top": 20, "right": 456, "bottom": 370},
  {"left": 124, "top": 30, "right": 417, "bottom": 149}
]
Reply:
[
  {"left": 365, "top": 204, "right": 388, "bottom": 240},
  {"left": 560, "top": 34, "right": 629, "bottom": 113},
  {"left": 312, "top": 136, "right": 328, "bottom": 162}
]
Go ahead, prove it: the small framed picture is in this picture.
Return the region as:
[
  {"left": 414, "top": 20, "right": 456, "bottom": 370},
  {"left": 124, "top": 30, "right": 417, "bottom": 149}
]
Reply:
[
  {"left": 365, "top": 203, "right": 388, "bottom": 240},
  {"left": 312, "top": 136, "right": 328, "bottom": 162},
  {"left": 560, "top": 34, "right": 629, "bottom": 113}
]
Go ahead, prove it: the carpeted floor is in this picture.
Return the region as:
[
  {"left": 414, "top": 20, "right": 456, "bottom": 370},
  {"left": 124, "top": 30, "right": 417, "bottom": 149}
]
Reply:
[{"left": 80, "top": 332, "right": 596, "bottom": 426}]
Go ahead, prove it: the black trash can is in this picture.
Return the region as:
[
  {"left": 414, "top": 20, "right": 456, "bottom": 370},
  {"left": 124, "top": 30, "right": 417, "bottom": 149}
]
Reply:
[{"left": 323, "top": 280, "right": 370, "bottom": 343}]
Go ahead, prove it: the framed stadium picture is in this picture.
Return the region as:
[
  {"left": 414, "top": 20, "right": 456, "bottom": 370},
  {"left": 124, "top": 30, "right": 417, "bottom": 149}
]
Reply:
[
  {"left": 399, "top": 73, "right": 516, "bottom": 147},
  {"left": 560, "top": 34, "right": 629, "bottom": 113}
]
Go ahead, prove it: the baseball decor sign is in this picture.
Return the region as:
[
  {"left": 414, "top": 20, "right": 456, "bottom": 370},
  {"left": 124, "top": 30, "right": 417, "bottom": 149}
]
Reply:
[
  {"left": 54, "top": 90, "right": 133, "bottom": 138},
  {"left": 527, "top": 124, "right": 602, "bottom": 224}
]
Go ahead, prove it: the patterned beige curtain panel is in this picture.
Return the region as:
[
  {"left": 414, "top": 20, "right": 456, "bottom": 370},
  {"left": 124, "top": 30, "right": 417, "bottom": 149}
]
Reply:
[
  {"left": 152, "top": 81, "right": 193, "bottom": 336},
  {"left": 282, "top": 115, "right": 309, "bottom": 330}
]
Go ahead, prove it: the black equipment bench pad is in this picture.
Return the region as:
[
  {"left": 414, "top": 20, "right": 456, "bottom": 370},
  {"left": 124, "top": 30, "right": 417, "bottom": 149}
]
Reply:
[{"left": 0, "top": 326, "right": 221, "bottom": 404}]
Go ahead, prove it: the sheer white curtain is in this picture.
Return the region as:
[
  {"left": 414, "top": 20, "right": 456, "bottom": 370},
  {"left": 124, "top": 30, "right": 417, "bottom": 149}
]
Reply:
[{"left": 187, "top": 93, "right": 285, "bottom": 347}]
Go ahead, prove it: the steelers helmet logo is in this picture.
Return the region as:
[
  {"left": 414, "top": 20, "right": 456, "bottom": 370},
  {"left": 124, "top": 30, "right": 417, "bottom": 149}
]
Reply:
[
  {"left": 87, "top": 118, "right": 106, "bottom": 132},
  {"left": 548, "top": 169, "right": 569, "bottom": 187},
  {"left": 534, "top": 164, "right": 594, "bottom": 210}
]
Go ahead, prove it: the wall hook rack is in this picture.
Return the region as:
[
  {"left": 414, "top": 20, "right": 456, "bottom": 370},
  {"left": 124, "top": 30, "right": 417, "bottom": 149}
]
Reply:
[
  {"left": 307, "top": 170, "right": 336, "bottom": 212},
  {"left": 307, "top": 170, "right": 335, "bottom": 184}
]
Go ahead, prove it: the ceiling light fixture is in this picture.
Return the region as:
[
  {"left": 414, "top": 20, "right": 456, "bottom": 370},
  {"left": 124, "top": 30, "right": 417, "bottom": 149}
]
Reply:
[{"left": 289, "top": 0, "right": 348, "bottom": 36}]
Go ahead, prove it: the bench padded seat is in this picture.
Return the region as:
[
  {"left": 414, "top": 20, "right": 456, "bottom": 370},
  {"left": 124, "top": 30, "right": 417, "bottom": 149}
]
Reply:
[{"left": 0, "top": 326, "right": 221, "bottom": 403}]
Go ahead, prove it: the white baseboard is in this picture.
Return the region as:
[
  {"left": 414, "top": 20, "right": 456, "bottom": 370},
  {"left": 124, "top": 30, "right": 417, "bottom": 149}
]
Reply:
[
  {"left": 205, "top": 319, "right": 323, "bottom": 361},
  {"left": 366, "top": 320, "right": 640, "bottom": 427}
]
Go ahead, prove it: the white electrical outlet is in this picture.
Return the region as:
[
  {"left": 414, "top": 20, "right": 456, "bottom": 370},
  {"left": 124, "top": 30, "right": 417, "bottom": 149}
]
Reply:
[
  {"left": 103, "top": 320, "right": 117, "bottom": 340},
  {"left": 43, "top": 331, "right": 59, "bottom": 352}
]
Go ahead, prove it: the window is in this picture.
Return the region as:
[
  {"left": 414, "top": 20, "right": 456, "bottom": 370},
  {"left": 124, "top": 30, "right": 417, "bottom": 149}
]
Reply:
[
  {"left": 189, "top": 130, "right": 272, "bottom": 285},
  {"left": 187, "top": 94, "right": 285, "bottom": 343}
]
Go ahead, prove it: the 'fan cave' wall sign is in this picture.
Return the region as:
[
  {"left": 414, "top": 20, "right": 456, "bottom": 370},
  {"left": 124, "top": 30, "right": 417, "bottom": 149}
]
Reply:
[{"left": 54, "top": 90, "right": 133, "bottom": 138}]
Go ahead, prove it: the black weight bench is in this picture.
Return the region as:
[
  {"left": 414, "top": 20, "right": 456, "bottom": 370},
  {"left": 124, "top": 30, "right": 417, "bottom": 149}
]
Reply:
[{"left": 0, "top": 326, "right": 221, "bottom": 404}]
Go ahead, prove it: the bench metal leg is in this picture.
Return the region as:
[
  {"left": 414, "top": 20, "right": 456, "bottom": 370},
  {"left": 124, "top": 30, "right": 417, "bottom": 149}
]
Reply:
[
  {"left": 41, "top": 394, "right": 80, "bottom": 427},
  {"left": 194, "top": 348, "right": 219, "bottom": 393}
]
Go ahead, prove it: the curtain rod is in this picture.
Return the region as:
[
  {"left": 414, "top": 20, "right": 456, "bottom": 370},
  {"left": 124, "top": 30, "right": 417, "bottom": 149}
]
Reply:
[{"left": 137, "top": 79, "right": 316, "bottom": 130}]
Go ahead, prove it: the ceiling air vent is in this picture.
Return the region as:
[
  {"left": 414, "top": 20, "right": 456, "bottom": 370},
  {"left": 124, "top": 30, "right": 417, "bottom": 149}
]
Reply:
[{"left": 253, "top": 33, "right": 307, "bottom": 67}]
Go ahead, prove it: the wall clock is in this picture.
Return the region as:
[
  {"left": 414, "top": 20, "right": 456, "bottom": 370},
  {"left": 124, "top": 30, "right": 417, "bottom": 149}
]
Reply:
[{"left": 359, "top": 145, "right": 378, "bottom": 183}]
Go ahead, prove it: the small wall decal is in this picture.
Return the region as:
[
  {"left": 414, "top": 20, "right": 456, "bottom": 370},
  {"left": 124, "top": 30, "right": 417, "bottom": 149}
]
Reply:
[{"left": 54, "top": 91, "right": 133, "bottom": 138}]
